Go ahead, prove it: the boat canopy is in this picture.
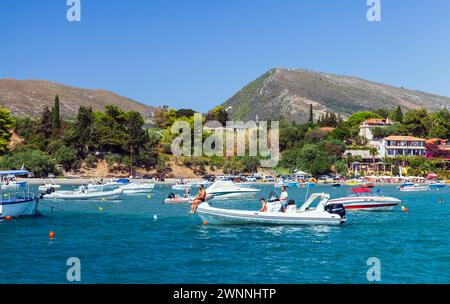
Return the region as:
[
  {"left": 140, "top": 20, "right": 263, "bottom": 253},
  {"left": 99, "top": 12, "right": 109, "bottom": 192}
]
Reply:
[
  {"left": 351, "top": 188, "right": 372, "bottom": 194},
  {"left": 0, "top": 170, "right": 30, "bottom": 176}
]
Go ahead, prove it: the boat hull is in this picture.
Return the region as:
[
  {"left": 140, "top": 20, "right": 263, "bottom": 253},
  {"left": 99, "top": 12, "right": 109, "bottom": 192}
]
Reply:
[
  {"left": 208, "top": 191, "right": 259, "bottom": 200},
  {"left": 163, "top": 194, "right": 214, "bottom": 204},
  {"left": 328, "top": 196, "right": 400, "bottom": 211},
  {"left": 0, "top": 198, "right": 39, "bottom": 219},
  {"left": 43, "top": 189, "right": 123, "bottom": 200},
  {"left": 197, "top": 204, "right": 344, "bottom": 226}
]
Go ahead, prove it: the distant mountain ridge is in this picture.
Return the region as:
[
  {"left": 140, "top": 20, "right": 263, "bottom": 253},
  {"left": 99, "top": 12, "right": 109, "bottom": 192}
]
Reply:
[
  {"left": 0, "top": 79, "right": 156, "bottom": 119},
  {"left": 221, "top": 68, "right": 450, "bottom": 123}
]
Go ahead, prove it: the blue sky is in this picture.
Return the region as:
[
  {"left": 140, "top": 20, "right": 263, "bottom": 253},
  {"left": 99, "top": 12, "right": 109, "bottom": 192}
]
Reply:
[{"left": 1, "top": 0, "right": 449, "bottom": 111}]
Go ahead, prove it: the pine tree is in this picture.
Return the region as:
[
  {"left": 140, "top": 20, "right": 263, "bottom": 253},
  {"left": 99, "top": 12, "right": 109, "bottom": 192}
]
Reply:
[
  {"left": 39, "top": 106, "right": 53, "bottom": 138},
  {"left": 309, "top": 104, "right": 314, "bottom": 123},
  {"left": 52, "top": 95, "right": 61, "bottom": 134},
  {"left": 391, "top": 106, "right": 403, "bottom": 123}
]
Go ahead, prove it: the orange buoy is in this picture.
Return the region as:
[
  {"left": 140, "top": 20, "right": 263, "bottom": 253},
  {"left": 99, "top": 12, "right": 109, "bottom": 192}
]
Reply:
[
  {"left": 5, "top": 216, "right": 13, "bottom": 221},
  {"left": 49, "top": 231, "right": 55, "bottom": 239},
  {"left": 203, "top": 220, "right": 208, "bottom": 225}
]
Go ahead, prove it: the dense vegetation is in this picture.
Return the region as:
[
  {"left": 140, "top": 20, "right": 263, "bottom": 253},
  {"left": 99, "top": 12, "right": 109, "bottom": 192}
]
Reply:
[{"left": 0, "top": 97, "right": 449, "bottom": 178}]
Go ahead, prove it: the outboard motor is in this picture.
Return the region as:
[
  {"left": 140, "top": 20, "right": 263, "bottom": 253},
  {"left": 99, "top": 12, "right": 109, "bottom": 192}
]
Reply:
[
  {"left": 325, "top": 203, "right": 346, "bottom": 219},
  {"left": 168, "top": 192, "right": 175, "bottom": 199}
]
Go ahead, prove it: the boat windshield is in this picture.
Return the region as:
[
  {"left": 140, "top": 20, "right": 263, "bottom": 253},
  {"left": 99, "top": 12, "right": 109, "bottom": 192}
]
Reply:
[{"left": 268, "top": 190, "right": 280, "bottom": 202}]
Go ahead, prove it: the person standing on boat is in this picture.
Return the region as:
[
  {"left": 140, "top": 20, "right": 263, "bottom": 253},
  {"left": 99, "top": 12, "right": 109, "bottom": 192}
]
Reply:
[
  {"left": 280, "top": 186, "right": 289, "bottom": 212},
  {"left": 191, "top": 184, "right": 206, "bottom": 213}
]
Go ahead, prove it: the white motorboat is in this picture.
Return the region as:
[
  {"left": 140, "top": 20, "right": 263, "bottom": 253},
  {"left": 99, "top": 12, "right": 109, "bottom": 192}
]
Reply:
[
  {"left": 327, "top": 188, "right": 401, "bottom": 211},
  {"left": 196, "top": 193, "right": 346, "bottom": 225},
  {"left": 42, "top": 188, "right": 123, "bottom": 200},
  {"left": 398, "top": 183, "right": 429, "bottom": 192},
  {"left": 0, "top": 170, "right": 39, "bottom": 219},
  {"left": 163, "top": 194, "right": 214, "bottom": 204},
  {"left": 38, "top": 179, "right": 61, "bottom": 192},
  {"left": 120, "top": 182, "right": 155, "bottom": 194},
  {"left": 172, "top": 183, "right": 192, "bottom": 191},
  {"left": 205, "top": 180, "right": 260, "bottom": 200}
]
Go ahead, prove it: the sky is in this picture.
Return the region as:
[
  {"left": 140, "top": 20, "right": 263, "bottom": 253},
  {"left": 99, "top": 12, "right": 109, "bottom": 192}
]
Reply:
[{"left": 1, "top": 0, "right": 450, "bottom": 111}]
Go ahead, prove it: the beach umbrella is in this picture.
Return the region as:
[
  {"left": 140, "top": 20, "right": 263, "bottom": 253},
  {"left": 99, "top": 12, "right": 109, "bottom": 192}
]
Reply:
[{"left": 427, "top": 173, "right": 438, "bottom": 179}]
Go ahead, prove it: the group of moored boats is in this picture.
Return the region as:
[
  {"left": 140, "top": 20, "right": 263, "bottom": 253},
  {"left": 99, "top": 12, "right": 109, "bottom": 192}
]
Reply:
[
  {"left": 1, "top": 171, "right": 447, "bottom": 227},
  {"left": 0, "top": 171, "right": 155, "bottom": 219},
  {"left": 163, "top": 179, "right": 417, "bottom": 226}
]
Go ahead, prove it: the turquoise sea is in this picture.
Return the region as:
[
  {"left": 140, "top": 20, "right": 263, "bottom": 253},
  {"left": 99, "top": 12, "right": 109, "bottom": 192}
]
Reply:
[{"left": 1, "top": 184, "right": 449, "bottom": 284}]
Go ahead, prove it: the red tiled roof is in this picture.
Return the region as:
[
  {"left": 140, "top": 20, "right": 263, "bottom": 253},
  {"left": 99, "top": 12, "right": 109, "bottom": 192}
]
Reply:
[{"left": 384, "top": 136, "right": 426, "bottom": 141}]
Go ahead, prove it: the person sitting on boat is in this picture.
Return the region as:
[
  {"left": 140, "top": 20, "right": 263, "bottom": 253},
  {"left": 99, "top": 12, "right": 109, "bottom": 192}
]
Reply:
[
  {"left": 190, "top": 184, "right": 206, "bottom": 213},
  {"left": 259, "top": 198, "right": 268, "bottom": 212},
  {"left": 280, "top": 186, "right": 289, "bottom": 212}
]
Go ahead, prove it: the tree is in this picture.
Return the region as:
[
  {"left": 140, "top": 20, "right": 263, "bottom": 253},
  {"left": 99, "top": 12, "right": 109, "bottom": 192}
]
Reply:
[
  {"left": 176, "top": 108, "right": 195, "bottom": 118},
  {"left": 429, "top": 109, "right": 450, "bottom": 139},
  {"left": 346, "top": 112, "right": 383, "bottom": 128},
  {"left": 308, "top": 104, "right": 314, "bottom": 123},
  {"left": 206, "top": 106, "right": 229, "bottom": 125},
  {"left": 125, "top": 111, "right": 148, "bottom": 171},
  {"left": 369, "top": 147, "right": 378, "bottom": 165},
  {"left": 52, "top": 95, "right": 61, "bottom": 134},
  {"left": 0, "top": 107, "right": 14, "bottom": 154},
  {"left": 69, "top": 106, "right": 94, "bottom": 156},
  {"left": 402, "top": 109, "right": 430, "bottom": 137},
  {"left": 374, "top": 108, "right": 390, "bottom": 119},
  {"left": 55, "top": 146, "right": 78, "bottom": 171},
  {"left": 390, "top": 106, "right": 403, "bottom": 123},
  {"left": 39, "top": 106, "right": 52, "bottom": 138}
]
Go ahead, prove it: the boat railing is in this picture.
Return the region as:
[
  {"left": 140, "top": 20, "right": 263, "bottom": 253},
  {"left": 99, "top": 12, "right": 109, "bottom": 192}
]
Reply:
[{"left": 0, "top": 183, "right": 34, "bottom": 203}]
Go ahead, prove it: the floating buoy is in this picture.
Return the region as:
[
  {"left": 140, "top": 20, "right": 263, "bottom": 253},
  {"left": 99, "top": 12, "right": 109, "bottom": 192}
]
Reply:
[
  {"left": 5, "top": 216, "right": 13, "bottom": 221},
  {"left": 98, "top": 207, "right": 104, "bottom": 211},
  {"left": 153, "top": 214, "right": 158, "bottom": 220},
  {"left": 147, "top": 195, "right": 152, "bottom": 199},
  {"left": 49, "top": 231, "right": 55, "bottom": 239},
  {"left": 439, "top": 198, "right": 445, "bottom": 204},
  {"left": 401, "top": 206, "right": 409, "bottom": 213},
  {"left": 203, "top": 220, "right": 208, "bottom": 226}
]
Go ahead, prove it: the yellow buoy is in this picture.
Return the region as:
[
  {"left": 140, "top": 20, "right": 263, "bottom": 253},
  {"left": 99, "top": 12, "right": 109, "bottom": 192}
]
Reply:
[{"left": 99, "top": 207, "right": 103, "bottom": 211}]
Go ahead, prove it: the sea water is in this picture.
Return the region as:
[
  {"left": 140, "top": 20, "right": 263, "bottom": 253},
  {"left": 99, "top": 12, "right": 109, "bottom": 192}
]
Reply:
[{"left": 1, "top": 184, "right": 449, "bottom": 284}]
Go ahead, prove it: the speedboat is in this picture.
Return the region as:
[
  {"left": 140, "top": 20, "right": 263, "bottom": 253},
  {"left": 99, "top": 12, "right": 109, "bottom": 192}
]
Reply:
[
  {"left": 196, "top": 193, "right": 346, "bottom": 225},
  {"left": 163, "top": 193, "right": 214, "bottom": 204},
  {"left": 42, "top": 188, "right": 123, "bottom": 200},
  {"left": 172, "top": 183, "right": 192, "bottom": 191},
  {"left": 0, "top": 171, "right": 38, "bottom": 219},
  {"left": 120, "top": 182, "right": 155, "bottom": 194},
  {"left": 205, "top": 180, "right": 260, "bottom": 200},
  {"left": 327, "top": 188, "right": 401, "bottom": 211},
  {"left": 428, "top": 182, "right": 446, "bottom": 190},
  {"left": 397, "top": 183, "right": 429, "bottom": 192},
  {"left": 361, "top": 182, "right": 375, "bottom": 188},
  {"left": 38, "top": 179, "right": 61, "bottom": 192}
]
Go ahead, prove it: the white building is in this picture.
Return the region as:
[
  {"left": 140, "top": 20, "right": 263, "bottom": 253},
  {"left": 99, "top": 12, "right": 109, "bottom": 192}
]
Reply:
[
  {"left": 359, "top": 118, "right": 393, "bottom": 141},
  {"left": 380, "top": 136, "right": 427, "bottom": 157}
]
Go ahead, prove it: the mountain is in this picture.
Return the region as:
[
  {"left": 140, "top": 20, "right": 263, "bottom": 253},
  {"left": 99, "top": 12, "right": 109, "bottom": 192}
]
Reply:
[
  {"left": 0, "top": 79, "right": 156, "bottom": 119},
  {"left": 222, "top": 68, "right": 450, "bottom": 123}
]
